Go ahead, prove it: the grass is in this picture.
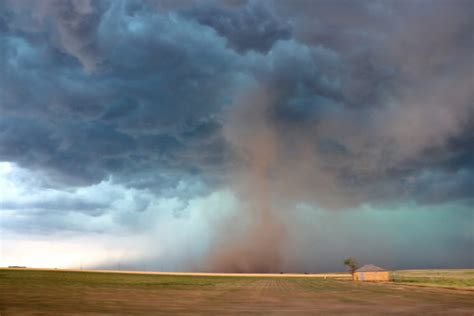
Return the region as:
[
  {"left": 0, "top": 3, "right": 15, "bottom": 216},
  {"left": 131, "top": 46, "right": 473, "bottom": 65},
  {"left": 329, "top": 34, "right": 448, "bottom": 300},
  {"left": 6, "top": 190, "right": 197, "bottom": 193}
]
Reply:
[
  {"left": 391, "top": 269, "right": 474, "bottom": 289},
  {"left": 0, "top": 269, "right": 227, "bottom": 288},
  {"left": 1, "top": 269, "right": 473, "bottom": 315}
]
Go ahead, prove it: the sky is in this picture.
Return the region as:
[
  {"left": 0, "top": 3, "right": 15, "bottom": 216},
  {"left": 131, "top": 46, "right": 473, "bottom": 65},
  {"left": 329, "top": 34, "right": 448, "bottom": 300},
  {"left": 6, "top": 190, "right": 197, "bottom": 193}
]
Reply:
[{"left": 0, "top": 0, "right": 473, "bottom": 272}]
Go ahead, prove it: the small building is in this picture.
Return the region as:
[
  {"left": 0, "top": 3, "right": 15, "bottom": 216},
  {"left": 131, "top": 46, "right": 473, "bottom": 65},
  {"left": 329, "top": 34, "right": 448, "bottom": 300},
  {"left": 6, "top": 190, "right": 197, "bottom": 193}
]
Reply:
[{"left": 353, "top": 264, "right": 389, "bottom": 281}]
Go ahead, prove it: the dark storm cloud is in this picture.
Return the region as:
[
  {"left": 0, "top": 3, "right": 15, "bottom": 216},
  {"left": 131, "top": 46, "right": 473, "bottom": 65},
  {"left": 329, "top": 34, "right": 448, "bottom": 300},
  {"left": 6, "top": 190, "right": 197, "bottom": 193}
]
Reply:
[
  {"left": 0, "top": 117, "right": 58, "bottom": 162},
  {"left": 261, "top": 0, "right": 474, "bottom": 208},
  {"left": 1, "top": 0, "right": 473, "bottom": 204},
  {"left": 182, "top": 1, "right": 291, "bottom": 54},
  {"left": 0, "top": 0, "right": 244, "bottom": 189}
]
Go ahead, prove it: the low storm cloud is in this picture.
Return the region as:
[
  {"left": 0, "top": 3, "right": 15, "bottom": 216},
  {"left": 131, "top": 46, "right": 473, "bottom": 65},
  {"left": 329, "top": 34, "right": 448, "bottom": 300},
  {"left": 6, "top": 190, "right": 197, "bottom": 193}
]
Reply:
[{"left": 0, "top": 0, "right": 473, "bottom": 272}]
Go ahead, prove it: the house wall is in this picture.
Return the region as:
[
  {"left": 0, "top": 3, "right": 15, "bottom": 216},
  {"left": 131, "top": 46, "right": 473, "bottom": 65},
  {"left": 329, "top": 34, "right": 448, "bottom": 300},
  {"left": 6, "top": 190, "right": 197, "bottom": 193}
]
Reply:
[{"left": 353, "top": 271, "right": 389, "bottom": 281}]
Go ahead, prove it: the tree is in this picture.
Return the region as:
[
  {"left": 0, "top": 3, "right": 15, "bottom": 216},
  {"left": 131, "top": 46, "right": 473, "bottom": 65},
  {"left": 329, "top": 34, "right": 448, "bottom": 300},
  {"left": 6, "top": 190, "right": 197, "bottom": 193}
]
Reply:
[{"left": 344, "top": 257, "right": 358, "bottom": 275}]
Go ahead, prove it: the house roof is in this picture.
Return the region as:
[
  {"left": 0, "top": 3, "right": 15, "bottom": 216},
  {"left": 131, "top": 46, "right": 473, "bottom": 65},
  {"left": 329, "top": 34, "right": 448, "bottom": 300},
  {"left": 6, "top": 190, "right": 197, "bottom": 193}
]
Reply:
[{"left": 355, "top": 264, "right": 386, "bottom": 272}]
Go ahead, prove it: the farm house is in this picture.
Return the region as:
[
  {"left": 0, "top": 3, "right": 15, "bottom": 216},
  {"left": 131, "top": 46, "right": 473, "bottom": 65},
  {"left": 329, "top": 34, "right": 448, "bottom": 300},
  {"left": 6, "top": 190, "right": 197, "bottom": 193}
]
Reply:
[{"left": 353, "top": 264, "right": 389, "bottom": 281}]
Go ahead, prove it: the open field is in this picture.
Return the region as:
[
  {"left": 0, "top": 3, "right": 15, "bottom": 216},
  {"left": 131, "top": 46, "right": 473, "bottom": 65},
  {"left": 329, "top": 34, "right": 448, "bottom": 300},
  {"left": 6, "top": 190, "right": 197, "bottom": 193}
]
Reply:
[
  {"left": 1, "top": 269, "right": 473, "bottom": 315},
  {"left": 1, "top": 267, "right": 352, "bottom": 279},
  {"left": 391, "top": 269, "right": 474, "bottom": 289}
]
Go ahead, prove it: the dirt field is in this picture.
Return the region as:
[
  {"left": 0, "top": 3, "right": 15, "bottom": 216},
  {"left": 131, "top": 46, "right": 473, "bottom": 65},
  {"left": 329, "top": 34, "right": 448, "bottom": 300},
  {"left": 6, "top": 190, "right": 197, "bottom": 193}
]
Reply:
[{"left": 1, "top": 269, "right": 473, "bottom": 315}]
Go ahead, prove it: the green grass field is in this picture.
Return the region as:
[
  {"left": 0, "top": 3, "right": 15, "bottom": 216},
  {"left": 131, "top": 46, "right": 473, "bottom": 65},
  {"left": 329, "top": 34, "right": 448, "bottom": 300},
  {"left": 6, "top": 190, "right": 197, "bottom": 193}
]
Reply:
[
  {"left": 1, "top": 269, "right": 473, "bottom": 315},
  {"left": 391, "top": 269, "right": 474, "bottom": 289}
]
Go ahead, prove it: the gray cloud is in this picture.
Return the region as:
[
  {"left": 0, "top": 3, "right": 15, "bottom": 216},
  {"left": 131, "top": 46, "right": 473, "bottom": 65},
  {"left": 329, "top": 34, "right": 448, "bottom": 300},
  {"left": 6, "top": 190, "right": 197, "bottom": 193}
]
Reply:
[
  {"left": 182, "top": 1, "right": 291, "bottom": 54},
  {"left": 0, "top": 0, "right": 243, "bottom": 189}
]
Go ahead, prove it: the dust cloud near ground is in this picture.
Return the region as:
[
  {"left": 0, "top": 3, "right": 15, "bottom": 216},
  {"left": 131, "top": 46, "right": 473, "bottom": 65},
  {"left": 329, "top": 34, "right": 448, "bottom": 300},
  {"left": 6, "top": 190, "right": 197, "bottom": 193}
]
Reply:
[{"left": 206, "top": 89, "right": 288, "bottom": 273}]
